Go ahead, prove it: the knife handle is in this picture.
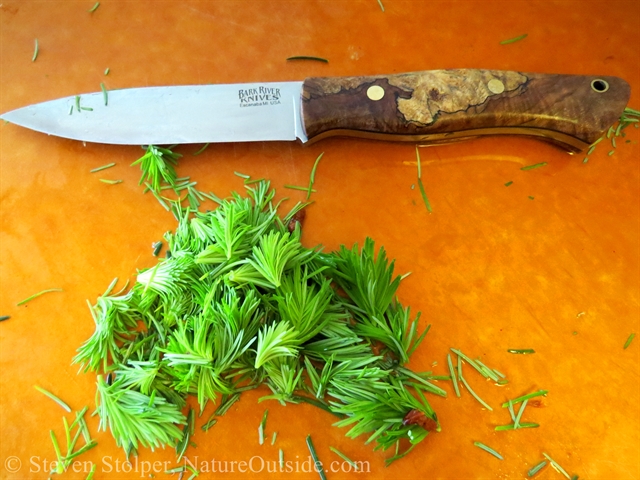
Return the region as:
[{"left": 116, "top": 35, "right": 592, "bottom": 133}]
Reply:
[{"left": 300, "top": 69, "right": 630, "bottom": 152}]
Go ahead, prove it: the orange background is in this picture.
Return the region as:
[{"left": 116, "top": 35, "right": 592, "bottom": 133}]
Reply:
[{"left": 0, "top": 1, "right": 639, "bottom": 479}]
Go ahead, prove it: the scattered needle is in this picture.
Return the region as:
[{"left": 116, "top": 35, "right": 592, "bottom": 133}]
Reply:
[
  {"left": 500, "top": 33, "right": 527, "bottom": 45},
  {"left": 32, "top": 38, "right": 39, "bottom": 62},
  {"left": 17, "top": 288, "right": 63, "bottom": 306},
  {"left": 502, "top": 390, "right": 547, "bottom": 408},
  {"left": 284, "top": 185, "right": 317, "bottom": 193},
  {"left": 193, "top": 143, "right": 209, "bottom": 156},
  {"left": 329, "top": 446, "right": 359, "bottom": 471},
  {"left": 286, "top": 56, "right": 329, "bottom": 63},
  {"left": 90, "top": 162, "right": 116, "bottom": 173},
  {"left": 307, "top": 152, "right": 324, "bottom": 200},
  {"left": 474, "top": 441, "right": 503, "bottom": 460},
  {"left": 34, "top": 385, "right": 72, "bottom": 412},
  {"left": 528, "top": 460, "right": 547, "bottom": 476},
  {"left": 521, "top": 162, "right": 547, "bottom": 171},
  {"left": 542, "top": 452, "right": 572, "bottom": 479},
  {"left": 459, "top": 375, "right": 493, "bottom": 410},
  {"left": 623, "top": 333, "right": 635, "bottom": 349},
  {"left": 418, "top": 179, "right": 432, "bottom": 213},
  {"left": 100, "top": 82, "right": 108, "bottom": 106},
  {"left": 306, "top": 435, "right": 327, "bottom": 480}
]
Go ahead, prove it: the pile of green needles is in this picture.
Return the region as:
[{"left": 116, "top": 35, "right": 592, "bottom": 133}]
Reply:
[{"left": 74, "top": 175, "right": 441, "bottom": 465}]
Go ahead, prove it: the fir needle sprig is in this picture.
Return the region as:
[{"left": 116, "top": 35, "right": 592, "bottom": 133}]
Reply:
[
  {"left": 132, "top": 145, "right": 181, "bottom": 193},
  {"left": 95, "top": 375, "right": 186, "bottom": 451}
]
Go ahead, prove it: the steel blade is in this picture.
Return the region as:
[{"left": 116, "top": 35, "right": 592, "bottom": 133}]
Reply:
[{"left": 0, "top": 82, "right": 307, "bottom": 145}]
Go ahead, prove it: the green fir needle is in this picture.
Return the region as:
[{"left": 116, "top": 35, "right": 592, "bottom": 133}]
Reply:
[
  {"left": 474, "top": 441, "right": 503, "bottom": 460},
  {"left": 447, "top": 353, "right": 460, "bottom": 397},
  {"left": 32, "top": 38, "right": 39, "bottom": 62},
  {"left": 286, "top": 56, "right": 329, "bottom": 63},
  {"left": 418, "top": 178, "right": 432, "bottom": 213},
  {"left": 624, "top": 333, "right": 635, "bottom": 349},
  {"left": 86, "top": 463, "right": 97, "bottom": 480},
  {"left": 502, "top": 390, "right": 547, "bottom": 408},
  {"left": 459, "top": 375, "right": 492, "bottom": 410},
  {"left": 34, "top": 385, "right": 72, "bottom": 412},
  {"left": 193, "top": 143, "right": 210, "bottom": 156},
  {"left": 17, "top": 288, "right": 63, "bottom": 306},
  {"left": 50, "top": 430, "right": 65, "bottom": 473},
  {"left": 495, "top": 422, "right": 539, "bottom": 431},
  {"left": 507, "top": 399, "right": 516, "bottom": 422},
  {"left": 528, "top": 460, "right": 547, "bottom": 476},
  {"left": 165, "top": 466, "right": 186, "bottom": 474},
  {"left": 90, "top": 162, "right": 116, "bottom": 173},
  {"left": 329, "top": 446, "right": 359, "bottom": 471},
  {"left": 307, "top": 152, "right": 324, "bottom": 200},
  {"left": 513, "top": 399, "right": 528, "bottom": 429},
  {"left": 284, "top": 185, "right": 317, "bottom": 193},
  {"left": 500, "top": 33, "right": 527, "bottom": 45},
  {"left": 543, "top": 452, "right": 572, "bottom": 479},
  {"left": 521, "top": 162, "right": 547, "bottom": 171},
  {"left": 306, "top": 435, "right": 327, "bottom": 480},
  {"left": 100, "top": 82, "right": 108, "bottom": 106}
]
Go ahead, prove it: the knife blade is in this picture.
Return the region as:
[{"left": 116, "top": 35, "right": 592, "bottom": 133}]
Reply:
[{"left": 0, "top": 69, "right": 630, "bottom": 153}]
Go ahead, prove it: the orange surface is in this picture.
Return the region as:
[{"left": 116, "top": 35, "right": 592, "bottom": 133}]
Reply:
[{"left": 1, "top": 1, "right": 639, "bottom": 479}]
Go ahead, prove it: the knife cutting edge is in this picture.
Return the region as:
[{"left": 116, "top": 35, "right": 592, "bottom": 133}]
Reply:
[{"left": 0, "top": 69, "right": 631, "bottom": 153}]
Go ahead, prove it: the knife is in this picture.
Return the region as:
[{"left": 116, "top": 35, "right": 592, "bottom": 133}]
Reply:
[{"left": 0, "top": 69, "right": 630, "bottom": 153}]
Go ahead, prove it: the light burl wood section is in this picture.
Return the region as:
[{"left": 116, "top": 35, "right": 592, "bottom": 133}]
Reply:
[
  {"left": 392, "top": 69, "right": 528, "bottom": 125},
  {"left": 301, "top": 69, "right": 631, "bottom": 152}
]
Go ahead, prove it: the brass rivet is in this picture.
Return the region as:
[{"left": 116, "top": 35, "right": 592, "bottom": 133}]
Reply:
[
  {"left": 367, "top": 85, "right": 385, "bottom": 101},
  {"left": 487, "top": 78, "right": 505, "bottom": 94}
]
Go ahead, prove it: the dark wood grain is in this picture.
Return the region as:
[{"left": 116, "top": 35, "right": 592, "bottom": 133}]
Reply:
[{"left": 301, "top": 69, "right": 631, "bottom": 152}]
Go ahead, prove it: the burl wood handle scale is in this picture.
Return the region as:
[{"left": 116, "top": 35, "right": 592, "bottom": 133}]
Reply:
[{"left": 301, "top": 69, "right": 631, "bottom": 152}]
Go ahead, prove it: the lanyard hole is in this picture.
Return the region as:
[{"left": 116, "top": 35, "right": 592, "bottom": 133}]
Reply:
[{"left": 591, "top": 79, "right": 609, "bottom": 93}]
